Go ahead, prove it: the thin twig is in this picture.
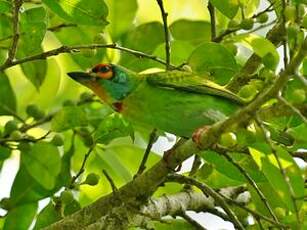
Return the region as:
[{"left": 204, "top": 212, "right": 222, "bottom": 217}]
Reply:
[
  {"left": 156, "top": 0, "right": 171, "bottom": 70},
  {"left": 3, "top": 0, "right": 23, "bottom": 67},
  {"left": 213, "top": 28, "right": 237, "bottom": 43},
  {"left": 252, "top": 1, "right": 275, "bottom": 19},
  {"left": 134, "top": 129, "right": 157, "bottom": 178},
  {"left": 277, "top": 96, "right": 307, "bottom": 123},
  {"left": 167, "top": 174, "right": 245, "bottom": 230},
  {"left": 207, "top": 2, "right": 216, "bottom": 41},
  {"left": 255, "top": 115, "right": 301, "bottom": 226},
  {"left": 218, "top": 151, "right": 280, "bottom": 223},
  {"left": 0, "top": 43, "right": 177, "bottom": 71},
  {"left": 180, "top": 213, "right": 207, "bottom": 230},
  {"left": 102, "top": 169, "right": 118, "bottom": 192},
  {"left": 70, "top": 145, "right": 95, "bottom": 187}
]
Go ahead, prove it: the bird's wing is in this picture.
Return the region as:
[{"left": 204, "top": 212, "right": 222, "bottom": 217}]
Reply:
[{"left": 145, "top": 71, "right": 245, "bottom": 105}]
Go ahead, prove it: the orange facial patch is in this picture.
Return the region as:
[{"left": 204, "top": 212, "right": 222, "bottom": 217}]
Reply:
[{"left": 91, "top": 63, "right": 113, "bottom": 79}]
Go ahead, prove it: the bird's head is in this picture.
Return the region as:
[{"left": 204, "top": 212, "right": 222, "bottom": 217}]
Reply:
[{"left": 67, "top": 63, "right": 138, "bottom": 105}]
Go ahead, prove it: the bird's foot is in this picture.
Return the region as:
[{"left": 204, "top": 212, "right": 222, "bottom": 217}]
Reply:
[{"left": 192, "top": 126, "right": 211, "bottom": 148}]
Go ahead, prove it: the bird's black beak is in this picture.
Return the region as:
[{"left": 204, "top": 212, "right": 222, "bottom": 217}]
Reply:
[{"left": 67, "top": 71, "right": 93, "bottom": 83}]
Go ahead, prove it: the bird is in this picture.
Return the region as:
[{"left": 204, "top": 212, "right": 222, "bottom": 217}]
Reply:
[{"left": 67, "top": 63, "right": 245, "bottom": 140}]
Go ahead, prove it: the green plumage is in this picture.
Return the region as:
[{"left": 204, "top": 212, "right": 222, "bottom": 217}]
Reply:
[
  {"left": 122, "top": 70, "right": 243, "bottom": 137},
  {"left": 68, "top": 65, "right": 244, "bottom": 137}
]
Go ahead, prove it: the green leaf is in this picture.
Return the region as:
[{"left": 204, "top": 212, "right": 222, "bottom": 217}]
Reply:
[
  {"left": 188, "top": 42, "right": 238, "bottom": 85},
  {"left": 0, "top": 72, "right": 16, "bottom": 116},
  {"left": 20, "top": 58, "right": 47, "bottom": 90},
  {"left": 51, "top": 106, "right": 88, "bottom": 132},
  {"left": 34, "top": 202, "right": 61, "bottom": 229},
  {"left": 200, "top": 150, "right": 245, "bottom": 181},
  {"left": 210, "top": 0, "right": 239, "bottom": 18},
  {"left": 119, "top": 22, "right": 164, "bottom": 71},
  {"left": 232, "top": 34, "right": 279, "bottom": 62},
  {"left": 106, "top": 0, "right": 138, "bottom": 40},
  {"left": 302, "top": 57, "right": 307, "bottom": 76},
  {"left": 0, "top": 0, "right": 11, "bottom": 13},
  {"left": 287, "top": 123, "right": 307, "bottom": 147},
  {"left": 63, "top": 198, "right": 81, "bottom": 216},
  {"left": 169, "top": 19, "right": 211, "bottom": 45},
  {"left": 42, "top": 0, "right": 108, "bottom": 26},
  {"left": 54, "top": 26, "right": 106, "bottom": 69},
  {"left": 249, "top": 145, "right": 303, "bottom": 211},
  {"left": 10, "top": 165, "right": 54, "bottom": 206},
  {"left": 154, "top": 40, "right": 195, "bottom": 66},
  {"left": 94, "top": 114, "right": 134, "bottom": 145},
  {"left": 19, "top": 6, "right": 47, "bottom": 54},
  {"left": 54, "top": 141, "right": 74, "bottom": 189},
  {"left": 0, "top": 146, "right": 11, "bottom": 161},
  {"left": 3, "top": 202, "right": 38, "bottom": 230},
  {"left": 23, "top": 142, "right": 61, "bottom": 190}
]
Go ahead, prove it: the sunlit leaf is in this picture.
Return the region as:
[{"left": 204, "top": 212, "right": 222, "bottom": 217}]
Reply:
[
  {"left": 19, "top": 6, "right": 47, "bottom": 53},
  {"left": 188, "top": 42, "right": 238, "bottom": 85},
  {"left": 210, "top": 0, "right": 239, "bottom": 18},
  {"left": 42, "top": 0, "right": 108, "bottom": 26},
  {"left": 169, "top": 19, "right": 211, "bottom": 45},
  {"left": 106, "top": 0, "right": 138, "bottom": 40},
  {"left": 231, "top": 34, "right": 279, "bottom": 63}
]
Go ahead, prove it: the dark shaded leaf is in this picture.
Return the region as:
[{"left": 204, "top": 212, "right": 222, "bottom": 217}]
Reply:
[
  {"left": 0, "top": 72, "right": 16, "bottom": 116},
  {"left": 94, "top": 114, "right": 134, "bottom": 145},
  {"left": 23, "top": 142, "right": 61, "bottom": 190},
  {"left": 0, "top": 0, "right": 11, "bottom": 13},
  {"left": 119, "top": 22, "right": 164, "bottom": 71},
  {"left": 34, "top": 202, "right": 61, "bottom": 229},
  {"left": 3, "top": 202, "right": 38, "bottom": 230},
  {"left": 51, "top": 106, "right": 88, "bottom": 132}
]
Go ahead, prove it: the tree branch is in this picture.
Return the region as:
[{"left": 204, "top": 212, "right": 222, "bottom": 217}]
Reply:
[
  {"left": 156, "top": 0, "right": 171, "bottom": 70},
  {"left": 208, "top": 2, "right": 216, "bottom": 41},
  {"left": 0, "top": 43, "right": 177, "bottom": 72},
  {"left": 167, "top": 174, "right": 244, "bottom": 230},
  {"left": 2, "top": 0, "right": 23, "bottom": 68}
]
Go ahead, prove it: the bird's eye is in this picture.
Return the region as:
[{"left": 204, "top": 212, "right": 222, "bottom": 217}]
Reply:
[
  {"left": 91, "top": 64, "right": 113, "bottom": 79},
  {"left": 99, "top": 65, "right": 110, "bottom": 73}
]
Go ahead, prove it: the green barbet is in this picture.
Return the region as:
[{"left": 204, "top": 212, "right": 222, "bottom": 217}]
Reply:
[{"left": 68, "top": 63, "right": 244, "bottom": 138}]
